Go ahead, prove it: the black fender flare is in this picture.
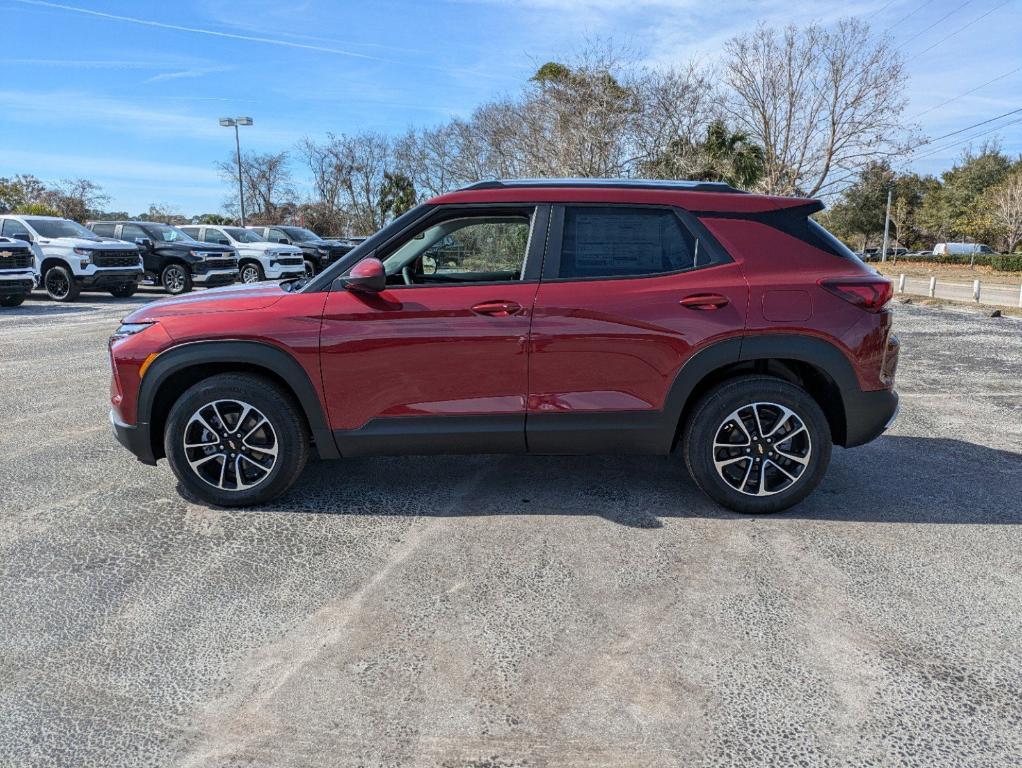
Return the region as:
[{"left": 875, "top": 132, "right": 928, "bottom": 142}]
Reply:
[
  {"left": 663, "top": 334, "right": 863, "bottom": 449},
  {"left": 138, "top": 340, "right": 338, "bottom": 459}
]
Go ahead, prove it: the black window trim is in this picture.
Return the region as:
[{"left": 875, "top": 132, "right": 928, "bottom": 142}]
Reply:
[{"left": 541, "top": 203, "right": 733, "bottom": 284}]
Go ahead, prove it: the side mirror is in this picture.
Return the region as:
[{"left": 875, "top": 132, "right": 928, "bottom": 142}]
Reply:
[
  {"left": 276, "top": 238, "right": 289, "bottom": 244},
  {"left": 338, "top": 257, "right": 386, "bottom": 294},
  {"left": 218, "top": 239, "right": 230, "bottom": 246},
  {"left": 14, "top": 233, "right": 32, "bottom": 243},
  {"left": 134, "top": 237, "right": 153, "bottom": 249}
]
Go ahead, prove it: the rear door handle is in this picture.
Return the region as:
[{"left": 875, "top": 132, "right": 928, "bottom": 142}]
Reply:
[
  {"left": 471, "top": 300, "right": 523, "bottom": 317},
  {"left": 679, "top": 293, "right": 730, "bottom": 310}
]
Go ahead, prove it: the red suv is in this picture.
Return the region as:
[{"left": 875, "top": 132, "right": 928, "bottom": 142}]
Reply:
[{"left": 109, "top": 180, "right": 899, "bottom": 513}]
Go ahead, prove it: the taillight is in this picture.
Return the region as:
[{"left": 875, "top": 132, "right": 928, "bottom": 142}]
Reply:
[{"left": 820, "top": 277, "right": 893, "bottom": 312}]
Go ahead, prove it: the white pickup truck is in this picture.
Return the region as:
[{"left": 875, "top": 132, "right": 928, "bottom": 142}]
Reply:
[
  {"left": 180, "top": 225, "right": 305, "bottom": 283},
  {"left": 0, "top": 215, "right": 142, "bottom": 301},
  {"left": 0, "top": 236, "right": 37, "bottom": 307}
]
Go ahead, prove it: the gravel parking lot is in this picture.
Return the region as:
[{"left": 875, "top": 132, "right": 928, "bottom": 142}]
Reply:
[{"left": 1, "top": 291, "right": 1020, "bottom": 767}]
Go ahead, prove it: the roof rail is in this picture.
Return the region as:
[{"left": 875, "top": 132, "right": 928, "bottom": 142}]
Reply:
[{"left": 458, "top": 178, "right": 745, "bottom": 194}]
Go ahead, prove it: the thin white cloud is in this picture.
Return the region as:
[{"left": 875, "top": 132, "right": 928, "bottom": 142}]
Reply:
[{"left": 144, "top": 65, "right": 235, "bottom": 84}]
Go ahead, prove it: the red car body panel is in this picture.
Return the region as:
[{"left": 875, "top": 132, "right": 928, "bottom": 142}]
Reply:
[{"left": 527, "top": 261, "right": 749, "bottom": 414}]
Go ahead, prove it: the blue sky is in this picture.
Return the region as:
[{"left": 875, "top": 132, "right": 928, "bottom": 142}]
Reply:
[{"left": 2, "top": 0, "right": 1020, "bottom": 215}]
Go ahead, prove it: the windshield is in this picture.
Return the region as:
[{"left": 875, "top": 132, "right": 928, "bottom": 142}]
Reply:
[
  {"left": 26, "top": 218, "right": 99, "bottom": 240},
  {"left": 148, "top": 224, "right": 196, "bottom": 243},
  {"left": 284, "top": 227, "right": 321, "bottom": 242},
  {"left": 224, "top": 227, "right": 263, "bottom": 243}
]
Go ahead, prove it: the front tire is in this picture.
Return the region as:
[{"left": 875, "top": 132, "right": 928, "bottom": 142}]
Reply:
[
  {"left": 161, "top": 263, "right": 192, "bottom": 295},
  {"left": 303, "top": 259, "right": 316, "bottom": 278},
  {"left": 44, "top": 265, "right": 80, "bottom": 302},
  {"left": 0, "top": 294, "right": 26, "bottom": 307},
  {"left": 240, "top": 261, "right": 264, "bottom": 284},
  {"left": 164, "top": 373, "right": 309, "bottom": 507},
  {"left": 682, "top": 375, "right": 831, "bottom": 514}
]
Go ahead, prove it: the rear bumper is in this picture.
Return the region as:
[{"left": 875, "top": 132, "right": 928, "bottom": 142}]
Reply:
[
  {"left": 110, "top": 410, "right": 156, "bottom": 465},
  {"left": 842, "top": 388, "right": 899, "bottom": 448}
]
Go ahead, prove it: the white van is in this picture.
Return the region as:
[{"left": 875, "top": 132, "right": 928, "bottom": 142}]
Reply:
[{"left": 933, "top": 243, "right": 994, "bottom": 256}]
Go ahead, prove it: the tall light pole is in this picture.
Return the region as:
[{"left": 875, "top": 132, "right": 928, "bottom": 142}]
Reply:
[{"left": 219, "top": 117, "right": 253, "bottom": 226}]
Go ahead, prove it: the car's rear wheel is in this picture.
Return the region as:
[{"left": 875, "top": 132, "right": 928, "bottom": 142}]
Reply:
[
  {"left": 162, "top": 263, "right": 192, "bottom": 295},
  {"left": 240, "top": 262, "right": 264, "bottom": 283},
  {"left": 164, "top": 373, "right": 309, "bottom": 507},
  {"left": 44, "top": 265, "right": 79, "bottom": 302},
  {"left": 682, "top": 375, "right": 831, "bottom": 514}
]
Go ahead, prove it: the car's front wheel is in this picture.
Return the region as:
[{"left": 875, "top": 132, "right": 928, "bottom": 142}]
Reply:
[
  {"left": 161, "top": 263, "right": 192, "bottom": 295},
  {"left": 240, "top": 262, "right": 264, "bottom": 283},
  {"left": 682, "top": 375, "right": 831, "bottom": 514},
  {"left": 109, "top": 284, "right": 137, "bottom": 298},
  {"left": 302, "top": 259, "right": 316, "bottom": 278},
  {"left": 44, "top": 265, "right": 80, "bottom": 302},
  {"left": 0, "top": 294, "right": 26, "bottom": 307},
  {"left": 164, "top": 373, "right": 309, "bottom": 507}
]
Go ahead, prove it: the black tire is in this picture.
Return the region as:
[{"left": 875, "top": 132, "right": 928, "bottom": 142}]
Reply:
[
  {"left": 302, "top": 259, "right": 316, "bottom": 278},
  {"left": 0, "top": 294, "right": 26, "bottom": 307},
  {"left": 164, "top": 373, "right": 309, "bottom": 507},
  {"left": 161, "top": 263, "right": 192, "bottom": 295},
  {"left": 109, "top": 284, "right": 137, "bottom": 298},
  {"left": 43, "top": 265, "right": 80, "bottom": 302},
  {"left": 239, "top": 261, "right": 264, "bottom": 284},
  {"left": 682, "top": 375, "right": 831, "bottom": 514}
]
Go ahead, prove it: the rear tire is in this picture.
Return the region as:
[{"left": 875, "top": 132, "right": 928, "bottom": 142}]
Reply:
[
  {"left": 682, "top": 375, "right": 831, "bottom": 514},
  {"left": 161, "top": 263, "right": 192, "bottom": 295},
  {"left": 44, "top": 265, "right": 79, "bottom": 302},
  {"left": 0, "top": 294, "right": 26, "bottom": 307},
  {"left": 164, "top": 373, "right": 309, "bottom": 507}
]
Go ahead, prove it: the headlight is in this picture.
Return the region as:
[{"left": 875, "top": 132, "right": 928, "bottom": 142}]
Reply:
[
  {"left": 110, "top": 322, "right": 154, "bottom": 345},
  {"left": 189, "top": 250, "right": 208, "bottom": 261},
  {"left": 317, "top": 247, "right": 330, "bottom": 255},
  {"left": 74, "top": 247, "right": 93, "bottom": 265}
]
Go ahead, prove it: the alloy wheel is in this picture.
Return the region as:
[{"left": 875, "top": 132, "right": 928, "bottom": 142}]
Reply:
[
  {"left": 241, "top": 264, "right": 260, "bottom": 283},
  {"left": 164, "top": 266, "right": 186, "bottom": 293},
  {"left": 45, "top": 270, "right": 70, "bottom": 299},
  {"left": 712, "top": 402, "right": 812, "bottom": 497},
  {"left": 183, "top": 399, "right": 278, "bottom": 491}
]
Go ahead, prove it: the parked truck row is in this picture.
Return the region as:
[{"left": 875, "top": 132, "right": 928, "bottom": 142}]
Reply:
[{"left": 0, "top": 214, "right": 356, "bottom": 305}]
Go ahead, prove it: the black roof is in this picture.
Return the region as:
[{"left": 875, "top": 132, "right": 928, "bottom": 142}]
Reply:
[{"left": 460, "top": 178, "right": 744, "bottom": 194}]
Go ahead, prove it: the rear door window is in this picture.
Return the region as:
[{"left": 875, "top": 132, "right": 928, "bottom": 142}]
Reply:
[
  {"left": 90, "top": 222, "right": 115, "bottom": 237},
  {"left": 552, "top": 206, "right": 710, "bottom": 280}
]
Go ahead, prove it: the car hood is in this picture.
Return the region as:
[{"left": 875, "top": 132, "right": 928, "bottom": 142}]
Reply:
[
  {"left": 247, "top": 241, "right": 303, "bottom": 253},
  {"left": 123, "top": 282, "right": 288, "bottom": 322},
  {"left": 39, "top": 237, "right": 133, "bottom": 249}
]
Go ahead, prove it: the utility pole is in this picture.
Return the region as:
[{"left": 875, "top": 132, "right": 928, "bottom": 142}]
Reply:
[
  {"left": 219, "top": 117, "right": 253, "bottom": 226},
  {"left": 880, "top": 187, "right": 892, "bottom": 263}
]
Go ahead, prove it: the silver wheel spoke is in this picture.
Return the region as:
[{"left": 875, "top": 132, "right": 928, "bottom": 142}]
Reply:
[
  {"left": 713, "top": 401, "right": 812, "bottom": 498},
  {"left": 183, "top": 398, "right": 278, "bottom": 493}
]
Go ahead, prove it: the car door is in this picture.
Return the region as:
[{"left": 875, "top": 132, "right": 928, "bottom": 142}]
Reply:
[
  {"left": 527, "top": 204, "right": 749, "bottom": 454},
  {"left": 320, "top": 204, "right": 548, "bottom": 456}
]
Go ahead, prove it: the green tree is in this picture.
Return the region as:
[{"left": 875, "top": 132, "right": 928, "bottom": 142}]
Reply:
[
  {"left": 379, "top": 172, "right": 417, "bottom": 221},
  {"left": 918, "top": 143, "right": 1013, "bottom": 245},
  {"left": 820, "top": 161, "right": 896, "bottom": 250},
  {"left": 645, "top": 120, "right": 765, "bottom": 189}
]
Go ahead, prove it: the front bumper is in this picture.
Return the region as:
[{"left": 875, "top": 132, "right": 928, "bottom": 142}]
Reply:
[
  {"left": 77, "top": 268, "right": 143, "bottom": 289},
  {"left": 193, "top": 268, "right": 238, "bottom": 286},
  {"left": 842, "top": 388, "right": 899, "bottom": 448},
  {"left": 0, "top": 274, "right": 35, "bottom": 296},
  {"left": 110, "top": 410, "right": 156, "bottom": 465},
  {"left": 265, "top": 264, "right": 306, "bottom": 279}
]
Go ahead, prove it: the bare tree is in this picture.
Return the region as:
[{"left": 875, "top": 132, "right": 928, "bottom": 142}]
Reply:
[
  {"left": 722, "top": 19, "right": 912, "bottom": 196},
  {"left": 989, "top": 169, "right": 1022, "bottom": 254},
  {"left": 217, "top": 151, "right": 295, "bottom": 224},
  {"left": 49, "top": 178, "right": 110, "bottom": 221}
]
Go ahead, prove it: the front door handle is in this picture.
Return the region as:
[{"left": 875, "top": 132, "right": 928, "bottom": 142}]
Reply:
[
  {"left": 679, "top": 293, "right": 730, "bottom": 311},
  {"left": 471, "top": 300, "right": 523, "bottom": 317}
]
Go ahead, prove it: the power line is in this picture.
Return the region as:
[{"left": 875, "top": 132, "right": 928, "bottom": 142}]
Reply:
[
  {"left": 913, "top": 115, "right": 1022, "bottom": 160},
  {"left": 918, "top": 105, "right": 1022, "bottom": 148},
  {"left": 914, "top": 0, "right": 1013, "bottom": 56},
  {"left": 885, "top": 0, "right": 935, "bottom": 32},
  {"left": 912, "top": 65, "right": 1022, "bottom": 118},
  {"left": 896, "top": 0, "right": 974, "bottom": 45},
  {"left": 868, "top": 0, "right": 900, "bottom": 19}
]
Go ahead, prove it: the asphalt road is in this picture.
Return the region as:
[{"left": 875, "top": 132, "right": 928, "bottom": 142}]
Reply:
[{"left": 1, "top": 291, "right": 1021, "bottom": 767}]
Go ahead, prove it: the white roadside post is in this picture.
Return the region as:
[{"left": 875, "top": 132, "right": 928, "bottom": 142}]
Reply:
[
  {"left": 1018, "top": 284, "right": 1022, "bottom": 308},
  {"left": 898, "top": 274, "right": 906, "bottom": 293},
  {"left": 929, "top": 277, "right": 936, "bottom": 297},
  {"left": 973, "top": 279, "right": 981, "bottom": 303}
]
